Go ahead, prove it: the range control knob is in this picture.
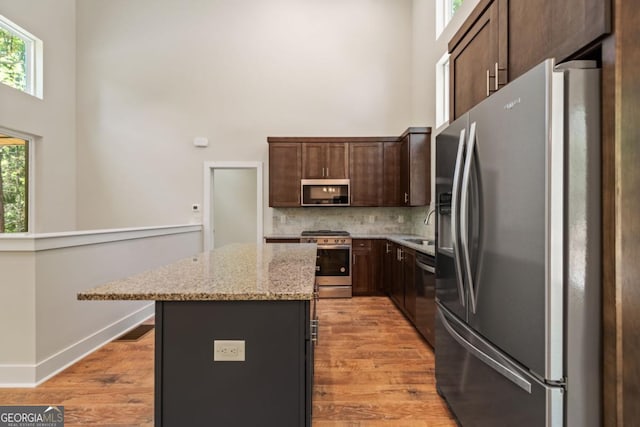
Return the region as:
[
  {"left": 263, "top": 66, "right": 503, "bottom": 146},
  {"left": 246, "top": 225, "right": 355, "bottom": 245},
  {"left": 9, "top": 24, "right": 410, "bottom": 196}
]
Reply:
[{"left": 340, "top": 267, "right": 346, "bottom": 273}]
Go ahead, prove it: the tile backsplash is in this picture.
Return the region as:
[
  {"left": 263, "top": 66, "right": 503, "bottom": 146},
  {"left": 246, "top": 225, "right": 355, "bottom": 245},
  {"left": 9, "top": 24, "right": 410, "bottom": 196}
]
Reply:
[{"left": 272, "top": 206, "right": 435, "bottom": 238}]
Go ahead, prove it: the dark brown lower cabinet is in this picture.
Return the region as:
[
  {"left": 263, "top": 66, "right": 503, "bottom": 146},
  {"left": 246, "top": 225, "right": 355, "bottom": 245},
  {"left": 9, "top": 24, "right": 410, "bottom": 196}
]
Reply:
[
  {"left": 388, "top": 243, "right": 415, "bottom": 319},
  {"left": 352, "top": 239, "right": 382, "bottom": 296},
  {"left": 384, "top": 241, "right": 435, "bottom": 347},
  {"left": 402, "top": 247, "right": 416, "bottom": 323},
  {"left": 382, "top": 240, "right": 395, "bottom": 294}
]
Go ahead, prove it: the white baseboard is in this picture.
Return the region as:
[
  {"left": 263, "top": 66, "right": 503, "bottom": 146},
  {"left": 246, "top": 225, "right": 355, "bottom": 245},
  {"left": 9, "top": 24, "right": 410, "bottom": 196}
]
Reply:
[{"left": 0, "top": 303, "right": 155, "bottom": 387}]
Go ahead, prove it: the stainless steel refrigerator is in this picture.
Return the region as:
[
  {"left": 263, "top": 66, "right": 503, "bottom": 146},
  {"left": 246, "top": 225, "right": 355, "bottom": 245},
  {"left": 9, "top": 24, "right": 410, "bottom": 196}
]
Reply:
[{"left": 434, "top": 59, "right": 601, "bottom": 426}]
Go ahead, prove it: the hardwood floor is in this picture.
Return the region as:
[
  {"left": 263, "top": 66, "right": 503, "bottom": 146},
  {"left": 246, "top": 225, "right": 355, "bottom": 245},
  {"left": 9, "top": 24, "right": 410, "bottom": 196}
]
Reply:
[
  {"left": 313, "top": 297, "right": 455, "bottom": 426},
  {"left": 0, "top": 297, "right": 455, "bottom": 426}
]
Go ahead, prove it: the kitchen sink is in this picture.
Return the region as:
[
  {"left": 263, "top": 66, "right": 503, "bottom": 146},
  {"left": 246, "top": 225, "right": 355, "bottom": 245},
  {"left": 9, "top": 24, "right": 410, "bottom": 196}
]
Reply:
[{"left": 403, "top": 238, "right": 435, "bottom": 246}]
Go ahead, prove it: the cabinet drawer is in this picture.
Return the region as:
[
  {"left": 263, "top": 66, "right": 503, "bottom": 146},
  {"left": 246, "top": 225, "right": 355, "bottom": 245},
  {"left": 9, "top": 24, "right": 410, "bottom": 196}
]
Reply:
[{"left": 353, "top": 239, "right": 373, "bottom": 249}]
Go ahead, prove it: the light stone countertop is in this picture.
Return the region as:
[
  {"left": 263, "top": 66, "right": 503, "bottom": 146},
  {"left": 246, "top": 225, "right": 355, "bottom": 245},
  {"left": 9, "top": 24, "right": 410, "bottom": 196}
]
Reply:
[{"left": 77, "top": 243, "right": 317, "bottom": 301}]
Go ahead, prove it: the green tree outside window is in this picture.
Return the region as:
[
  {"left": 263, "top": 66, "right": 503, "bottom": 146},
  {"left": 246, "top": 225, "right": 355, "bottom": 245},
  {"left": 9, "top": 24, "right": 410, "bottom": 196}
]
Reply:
[
  {"left": 0, "top": 26, "right": 27, "bottom": 92},
  {"left": 0, "top": 139, "right": 27, "bottom": 232},
  {"left": 453, "top": 0, "right": 464, "bottom": 14}
]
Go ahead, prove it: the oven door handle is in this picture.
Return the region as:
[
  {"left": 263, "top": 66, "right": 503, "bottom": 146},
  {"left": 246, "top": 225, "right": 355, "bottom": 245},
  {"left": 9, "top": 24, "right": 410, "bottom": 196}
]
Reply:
[{"left": 317, "top": 245, "right": 352, "bottom": 250}]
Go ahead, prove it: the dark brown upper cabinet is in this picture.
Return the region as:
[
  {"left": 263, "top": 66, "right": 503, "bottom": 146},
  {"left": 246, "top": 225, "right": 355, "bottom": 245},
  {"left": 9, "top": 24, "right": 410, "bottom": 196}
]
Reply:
[
  {"left": 400, "top": 128, "right": 431, "bottom": 207},
  {"left": 349, "top": 143, "right": 384, "bottom": 206},
  {"left": 383, "top": 142, "right": 401, "bottom": 206},
  {"left": 267, "top": 128, "right": 431, "bottom": 208},
  {"left": 449, "top": 0, "right": 610, "bottom": 119},
  {"left": 449, "top": 0, "right": 507, "bottom": 120},
  {"left": 508, "top": 0, "right": 611, "bottom": 81},
  {"left": 268, "top": 142, "right": 302, "bottom": 207},
  {"left": 302, "top": 143, "right": 349, "bottom": 179}
]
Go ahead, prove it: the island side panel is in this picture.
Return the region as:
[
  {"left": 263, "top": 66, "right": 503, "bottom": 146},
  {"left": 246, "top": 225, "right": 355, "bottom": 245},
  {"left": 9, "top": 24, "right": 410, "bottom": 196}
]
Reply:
[
  {"left": 154, "top": 301, "right": 163, "bottom": 427},
  {"left": 155, "top": 300, "right": 309, "bottom": 427}
]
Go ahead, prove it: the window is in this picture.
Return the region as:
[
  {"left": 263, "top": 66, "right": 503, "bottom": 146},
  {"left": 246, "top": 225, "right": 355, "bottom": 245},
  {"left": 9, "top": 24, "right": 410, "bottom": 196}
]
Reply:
[
  {"left": 435, "top": 53, "right": 450, "bottom": 129},
  {"left": 0, "top": 15, "right": 43, "bottom": 98},
  {"left": 0, "top": 132, "right": 29, "bottom": 232},
  {"left": 436, "top": 0, "right": 465, "bottom": 38}
]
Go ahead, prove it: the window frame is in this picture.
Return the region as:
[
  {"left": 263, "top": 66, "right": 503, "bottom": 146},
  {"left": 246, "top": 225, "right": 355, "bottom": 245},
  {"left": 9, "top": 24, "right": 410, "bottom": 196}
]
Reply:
[
  {"left": 436, "top": 0, "right": 465, "bottom": 38},
  {"left": 435, "top": 53, "right": 451, "bottom": 129},
  {"left": 0, "top": 14, "right": 43, "bottom": 98}
]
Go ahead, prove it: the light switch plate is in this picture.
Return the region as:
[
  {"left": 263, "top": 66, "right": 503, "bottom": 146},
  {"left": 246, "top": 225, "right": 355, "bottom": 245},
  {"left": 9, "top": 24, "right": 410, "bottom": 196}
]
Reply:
[{"left": 213, "top": 340, "right": 245, "bottom": 362}]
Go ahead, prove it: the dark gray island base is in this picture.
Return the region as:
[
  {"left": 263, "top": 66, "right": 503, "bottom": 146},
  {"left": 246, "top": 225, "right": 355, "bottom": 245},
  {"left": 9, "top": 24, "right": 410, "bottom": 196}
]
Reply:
[
  {"left": 77, "top": 243, "right": 318, "bottom": 427},
  {"left": 155, "top": 300, "right": 313, "bottom": 427}
]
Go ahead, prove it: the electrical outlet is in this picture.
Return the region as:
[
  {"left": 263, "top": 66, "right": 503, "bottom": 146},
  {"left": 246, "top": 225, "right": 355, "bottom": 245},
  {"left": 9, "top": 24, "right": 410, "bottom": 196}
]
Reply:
[
  {"left": 280, "top": 215, "right": 287, "bottom": 224},
  {"left": 398, "top": 215, "right": 405, "bottom": 223},
  {"left": 368, "top": 215, "right": 375, "bottom": 224},
  {"left": 213, "top": 340, "right": 245, "bottom": 362}
]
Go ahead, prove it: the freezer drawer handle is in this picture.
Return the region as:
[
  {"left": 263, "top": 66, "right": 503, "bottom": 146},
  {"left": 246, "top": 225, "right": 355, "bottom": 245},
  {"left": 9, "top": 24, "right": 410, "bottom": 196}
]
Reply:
[{"left": 438, "top": 310, "right": 532, "bottom": 394}]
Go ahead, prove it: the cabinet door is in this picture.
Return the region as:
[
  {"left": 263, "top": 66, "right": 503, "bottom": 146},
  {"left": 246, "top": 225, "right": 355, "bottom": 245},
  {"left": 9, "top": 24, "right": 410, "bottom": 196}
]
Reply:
[
  {"left": 449, "top": 0, "right": 505, "bottom": 120},
  {"left": 372, "top": 240, "right": 384, "bottom": 294},
  {"left": 400, "top": 133, "right": 431, "bottom": 207},
  {"left": 350, "top": 143, "right": 383, "bottom": 206},
  {"left": 302, "top": 143, "right": 348, "bottom": 179},
  {"left": 302, "top": 143, "right": 325, "bottom": 179},
  {"left": 352, "top": 239, "right": 383, "bottom": 296},
  {"left": 400, "top": 137, "right": 410, "bottom": 206},
  {"left": 382, "top": 240, "right": 394, "bottom": 295},
  {"left": 269, "top": 143, "right": 302, "bottom": 207},
  {"left": 403, "top": 248, "right": 416, "bottom": 322},
  {"left": 508, "top": 0, "right": 550, "bottom": 80},
  {"left": 352, "top": 243, "right": 372, "bottom": 296},
  {"left": 383, "top": 142, "right": 401, "bottom": 206},
  {"left": 391, "top": 244, "right": 405, "bottom": 308},
  {"left": 508, "top": 0, "right": 610, "bottom": 81},
  {"left": 326, "top": 143, "right": 349, "bottom": 179}
]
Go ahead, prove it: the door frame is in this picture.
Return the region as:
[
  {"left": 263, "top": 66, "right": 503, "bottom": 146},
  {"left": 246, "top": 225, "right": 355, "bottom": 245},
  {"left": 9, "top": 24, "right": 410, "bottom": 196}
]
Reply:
[{"left": 203, "top": 161, "right": 263, "bottom": 251}]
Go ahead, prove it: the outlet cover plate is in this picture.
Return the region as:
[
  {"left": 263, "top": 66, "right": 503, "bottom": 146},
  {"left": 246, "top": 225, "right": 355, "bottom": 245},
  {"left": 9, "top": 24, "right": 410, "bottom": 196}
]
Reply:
[{"left": 213, "top": 340, "right": 245, "bottom": 362}]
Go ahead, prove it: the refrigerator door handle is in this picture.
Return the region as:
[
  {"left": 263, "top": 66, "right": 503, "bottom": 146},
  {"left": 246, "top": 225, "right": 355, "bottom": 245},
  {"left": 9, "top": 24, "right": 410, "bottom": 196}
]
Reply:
[
  {"left": 461, "top": 122, "right": 478, "bottom": 313},
  {"left": 451, "top": 129, "right": 467, "bottom": 308},
  {"left": 438, "top": 309, "right": 533, "bottom": 394}
]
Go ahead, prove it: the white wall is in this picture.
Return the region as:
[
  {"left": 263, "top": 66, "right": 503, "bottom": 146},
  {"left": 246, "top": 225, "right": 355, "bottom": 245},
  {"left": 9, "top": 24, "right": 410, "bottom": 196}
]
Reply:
[
  {"left": 0, "top": 252, "right": 36, "bottom": 372},
  {"left": 213, "top": 168, "right": 257, "bottom": 248},
  {"left": 0, "top": 225, "right": 202, "bottom": 386},
  {"left": 0, "top": 0, "right": 77, "bottom": 232},
  {"left": 75, "top": 0, "right": 414, "bottom": 230},
  {"left": 410, "top": 0, "right": 481, "bottom": 238}
]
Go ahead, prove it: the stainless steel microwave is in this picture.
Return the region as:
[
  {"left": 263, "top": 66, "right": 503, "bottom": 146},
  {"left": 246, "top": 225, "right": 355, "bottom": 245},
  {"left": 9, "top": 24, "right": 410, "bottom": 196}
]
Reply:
[{"left": 301, "top": 179, "right": 350, "bottom": 206}]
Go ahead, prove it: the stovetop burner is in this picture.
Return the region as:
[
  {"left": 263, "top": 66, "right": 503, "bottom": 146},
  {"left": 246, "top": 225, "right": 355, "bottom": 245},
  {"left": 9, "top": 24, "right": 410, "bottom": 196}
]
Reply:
[{"left": 301, "top": 230, "right": 350, "bottom": 237}]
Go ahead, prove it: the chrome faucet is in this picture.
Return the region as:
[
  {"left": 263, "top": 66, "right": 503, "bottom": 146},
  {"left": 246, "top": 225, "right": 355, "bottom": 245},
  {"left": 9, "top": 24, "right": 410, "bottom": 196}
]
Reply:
[{"left": 424, "top": 207, "right": 436, "bottom": 225}]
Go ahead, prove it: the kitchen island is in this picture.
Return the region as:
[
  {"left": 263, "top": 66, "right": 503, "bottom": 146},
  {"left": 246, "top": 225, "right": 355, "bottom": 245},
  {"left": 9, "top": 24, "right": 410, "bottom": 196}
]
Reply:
[{"left": 78, "top": 243, "right": 317, "bottom": 427}]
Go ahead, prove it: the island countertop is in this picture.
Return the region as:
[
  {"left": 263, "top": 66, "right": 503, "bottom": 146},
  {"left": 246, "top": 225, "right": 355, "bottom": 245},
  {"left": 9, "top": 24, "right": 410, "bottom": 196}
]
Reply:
[{"left": 77, "top": 243, "right": 317, "bottom": 301}]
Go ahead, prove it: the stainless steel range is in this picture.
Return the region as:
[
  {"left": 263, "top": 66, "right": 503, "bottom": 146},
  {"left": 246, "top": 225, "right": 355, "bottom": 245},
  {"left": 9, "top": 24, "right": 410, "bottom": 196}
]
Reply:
[{"left": 300, "top": 230, "right": 352, "bottom": 298}]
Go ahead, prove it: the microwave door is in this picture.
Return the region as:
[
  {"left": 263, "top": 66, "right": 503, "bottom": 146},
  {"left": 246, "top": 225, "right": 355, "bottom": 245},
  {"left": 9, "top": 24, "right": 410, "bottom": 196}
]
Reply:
[{"left": 301, "top": 179, "right": 350, "bottom": 206}]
